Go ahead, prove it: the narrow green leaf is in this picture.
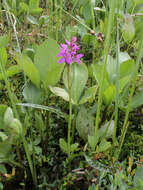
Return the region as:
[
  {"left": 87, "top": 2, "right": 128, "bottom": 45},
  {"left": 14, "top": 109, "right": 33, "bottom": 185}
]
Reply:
[{"left": 17, "top": 103, "right": 68, "bottom": 119}]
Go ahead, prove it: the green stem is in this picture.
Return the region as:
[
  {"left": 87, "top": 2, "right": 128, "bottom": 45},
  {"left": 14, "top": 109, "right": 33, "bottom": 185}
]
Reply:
[
  {"left": 55, "top": 0, "right": 58, "bottom": 41},
  {"left": 117, "top": 37, "right": 143, "bottom": 159},
  {"left": 8, "top": 159, "right": 25, "bottom": 169},
  {"left": 71, "top": 105, "right": 78, "bottom": 143},
  {"left": 0, "top": 54, "right": 18, "bottom": 118},
  {"left": 90, "top": 0, "right": 96, "bottom": 64},
  {"left": 71, "top": 0, "right": 78, "bottom": 14},
  {"left": 95, "top": 0, "right": 116, "bottom": 136},
  {"left": 0, "top": 52, "right": 36, "bottom": 186},
  {"left": 56, "top": 0, "right": 63, "bottom": 42},
  {"left": 49, "top": 0, "right": 54, "bottom": 37},
  {"left": 21, "top": 135, "right": 37, "bottom": 186},
  {"left": 67, "top": 64, "right": 72, "bottom": 158},
  {"left": 61, "top": 8, "right": 94, "bottom": 33},
  {"left": 0, "top": 7, "right": 36, "bottom": 186},
  {"left": 113, "top": 14, "right": 120, "bottom": 144}
]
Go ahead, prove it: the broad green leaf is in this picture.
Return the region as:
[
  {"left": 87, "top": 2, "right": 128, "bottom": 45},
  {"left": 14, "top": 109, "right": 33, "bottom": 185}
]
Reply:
[
  {"left": 23, "top": 83, "right": 41, "bottom": 104},
  {"left": 106, "top": 55, "right": 116, "bottom": 84},
  {"left": 63, "top": 63, "right": 88, "bottom": 104},
  {"left": 122, "top": 14, "right": 135, "bottom": 43},
  {"left": 0, "top": 65, "right": 21, "bottom": 80},
  {"left": 10, "top": 119, "right": 23, "bottom": 137},
  {"left": 20, "top": 2, "right": 29, "bottom": 12},
  {"left": 59, "top": 138, "right": 68, "bottom": 154},
  {"left": 29, "top": 0, "right": 43, "bottom": 14},
  {"left": 131, "top": 89, "right": 143, "bottom": 109},
  {"left": 0, "top": 48, "right": 7, "bottom": 67},
  {"left": 103, "top": 85, "right": 115, "bottom": 105},
  {"left": 82, "top": 3, "right": 91, "bottom": 20},
  {"left": 133, "top": 0, "right": 143, "bottom": 5},
  {"left": 0, "top": 164, "right": 7, "bottom": 174},
  {"left": 88, "top": 133, "right": 99, "bottom": 151},
  {"left": 29, "top": 0, "right": 42, "bottom": 14},
  {"left": 0, "top": 182, "right": 3, "bottom": 189},
  {"left": 34, "top": 39, "right": 64, "bottom": 87},
  {"left": 15, "top": 54, "right": 40, "bottom": 88},
  {"left": 82, "top": 34, "right": 95, "bottom": 45},
  {"left": 0, "top": 132, "right": 8, "bottom": 141},
  {"left": 27, "top": 15, "right": 39, "bottom": 25},
  {"left": 34, "top": 146, "right": 42, "bottom": 155},
  {"left": 76, "top": 105, "right": 94, "bottom": 141},
  {"left": 134, "top": 164, "right": 143, "bottom": 188},
  {"left": 4, "top": 107, "right": 14, "bottom": 127},
  {"left": 49, "top": 86, "right": 71, "bottom": 102},
  {"left": 98, "top": 139, "right": 111, "bottom": 152},
  {"left": 120, "top": 59, "right": 135, "bottom": 78},
  {"left": 0, "top": 105, "right": 8, "bottom": 129},
  {"left": 119, "top": 75, "right": 130, "bottom": 93},
  {"left": 0, "top": 35, "right": 9, "bottom": 48},
  {"left": 30, "top": 8, "right": 43, "bottom": 15},
  {"left": 0, "top": 140, "right": 12, "bottom": 161},
  {"left": 65, "top": 25, "right": 78, "bottom": 41},
  {"left": 119, "top": 52, "right": 131, "bottom": 63},
  {"left": 35, "top": 113, "right": 45, "bottom": 132},
  {"left": 70, "top": 143, "right": 79, "bottom": 153},
  {"left": 91, "top": 63, "right": 109, "bottom": 90},
  {"left": 29, "top": 0, "right": 39, "bottom": 8},
  {"left": 79, "top": 85, "right": 97, "bottom": 104},
  {"left": 99, "top": 120, "right": 114, "bottom": 139},
  {"left": 6, "top": 65, "right": 21, "bottom": 78}
]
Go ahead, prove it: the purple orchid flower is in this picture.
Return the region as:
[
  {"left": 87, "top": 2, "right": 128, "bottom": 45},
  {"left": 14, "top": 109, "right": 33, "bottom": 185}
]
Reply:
[{"left": 57, "top": 37, "right": 84, "bottom": 64}]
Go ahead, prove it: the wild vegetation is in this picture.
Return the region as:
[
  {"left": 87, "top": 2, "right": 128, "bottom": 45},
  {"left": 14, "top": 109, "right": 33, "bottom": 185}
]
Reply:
[{"left": 0, "top": 0, "right": 143, "bottom": 189}]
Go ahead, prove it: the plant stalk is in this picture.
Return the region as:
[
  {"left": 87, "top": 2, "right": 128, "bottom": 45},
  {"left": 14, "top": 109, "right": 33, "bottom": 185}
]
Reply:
[
  {"left": 113, "top": 17, "right": 120, "bottom": 144},
  {"left": 95, "top": 0, "right": 116, "bottom": 136},
  {"left": 117, "top": 37, "right": 143, "bottom": 159},
  {"left": 67, "top": 64, "right": 72, "bottom": 158}
]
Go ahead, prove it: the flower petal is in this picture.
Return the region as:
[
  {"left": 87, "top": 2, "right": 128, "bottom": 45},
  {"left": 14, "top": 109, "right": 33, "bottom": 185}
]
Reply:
[
  {"left": 65, "top": 40, "right": 71, "bottom": 46},
  {"left": 71, "top": 37, "right": 77, "bottom": 43},
  {"left": 76, "top": 53, "right": 84, "bottom": 59},
  {"left": 58, "top": 57, "right": 65, "bottom": 64}
]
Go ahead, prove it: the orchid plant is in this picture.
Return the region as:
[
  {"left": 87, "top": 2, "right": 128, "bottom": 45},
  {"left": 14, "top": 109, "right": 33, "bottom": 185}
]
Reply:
[{"left": 57, "top": 37, "right": 84, "bottom": 158}]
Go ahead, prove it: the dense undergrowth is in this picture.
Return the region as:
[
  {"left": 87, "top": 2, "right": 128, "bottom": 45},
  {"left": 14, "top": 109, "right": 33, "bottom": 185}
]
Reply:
[{"left": 0, "top": 0, "right": 143, "bottom": 189}]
